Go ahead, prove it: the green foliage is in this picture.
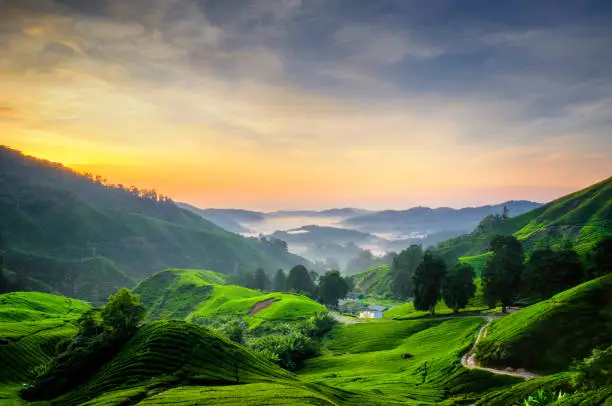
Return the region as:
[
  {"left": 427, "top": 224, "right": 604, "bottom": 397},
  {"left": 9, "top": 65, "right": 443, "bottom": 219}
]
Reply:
[
  {"left": 252, "top": 268, "right": 271, "bottom": 291},
  {"left": 317, "top": 270, "right": 349, "bottom": 306},
  {"left": 514, "top": 390, "right": 569, "bottom": 405},
  {"left": 218, "top": 318, "right": 248, "bottom": 344},
  {"left": 412, "top": 251, "right": 447, "bottom": 315},
  {"left": 523, "top": 248, "right": 584, "bottom": 299},
  {"left": 0, "top": 147, "right": 311, "bottom": 301},
  {"left": 588, "top": 235, "right": 612, "bottom": 278},
  {"left": 482, "top": 235, "right": 524, "bottom": 311},
  {"left": 475, "top": 274, "right": 612, "bottom": 372},
  {"left": 286, "top": 265, "right": 316, "bottom": 297},
  {"left": 273, "top": 268, "right": 287, "bottom": 291},
  {"left": 442, "top": 262, "right": 476, "bottom": 313},
  {"left": 101, "top": 288, "right": 146, "bottom": 333},
  {"left": 352, "top": 265, "right": 393, "bottom": 298},
  {"left": 573, "top": 345, "right": 612, "bottom": 390},
  {"left": 391, "top": 245, "right": 422, "bottom": 299}
]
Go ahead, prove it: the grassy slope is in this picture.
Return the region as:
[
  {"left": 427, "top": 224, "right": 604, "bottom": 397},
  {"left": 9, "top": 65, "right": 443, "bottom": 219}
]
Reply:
[
  {"left": 475, "top": 274, "right": 612, "bottom": 372},
  {"left": 0, "top": 147, "right": 310, "bottom": 301},
  {"left": 134, "top": 268, "right": 326, "bottom": 327},
  {"left": 300, "top": 318, "right": 519, "bottom": 404},
  {"left": 352, "top": 265, "right": 392, "bottom": 297},
  {"left": 438, "top": 176, "right": 612, "bottom": 273},
  {"left": 0, "top": 292, "right": 90, "bottom": 404}
]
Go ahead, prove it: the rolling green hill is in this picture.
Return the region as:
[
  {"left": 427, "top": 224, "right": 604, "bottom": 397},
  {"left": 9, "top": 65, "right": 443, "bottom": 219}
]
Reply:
[
  {"left": 0, "top": 292, "right": 91, "bottom": 403},
  {"left": 134, "top": 268, "right": 326, "bottom": 327},
  {"left": 475, "top": 273, "right": 612, "bottom": 372},
  {"left": 438, "top": 177, "right": 612, "bottom": 271},
  {"left": 351, "top": 265, "right": 393, "bottom": 298},
  {"left": 0, "top": 147, "right": 310, "bottom": 301}
]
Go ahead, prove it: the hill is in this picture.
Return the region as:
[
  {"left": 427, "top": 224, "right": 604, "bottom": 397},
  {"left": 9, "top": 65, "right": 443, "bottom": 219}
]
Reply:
[
  {"left": 134, "top": 268, "right": 326, "bottom": 327},
  {"left": 351, "top": 265, "right": 393, "bottom": 298},
  {"left": 475, "top": 273, "right": 612, "bottom": 372},
  {"left": 0, "top": 147, "right": 310, "bottom": 301},
  {"left": 0, "top": 292, "right": 90, "bottom": 403},
  {"left": 438, "top": 177, "right": 612, "bottom": 267},
  {"left": 177, "top": 202, "right": 252, "bottom": 233},
  {"left": 269, "top": 225, "right": 383, "bottom": 246},
  {"left": 341, "top": 201, "right": 541, "bottom": 233}
]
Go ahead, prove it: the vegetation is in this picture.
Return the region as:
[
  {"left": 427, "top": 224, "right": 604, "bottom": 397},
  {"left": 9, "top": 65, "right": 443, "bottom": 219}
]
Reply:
[
  {"left": 273, "top": 268, "right": 287, "bottom": 291},
  {"left": 437, "top": 176, "right": 612, "bottom": 273},
  {"left": 442, "top": 262, "right": 477, "bottom": 314},
  {"left": 286, "top": 265, "right": 316, "bottom": 297},
  {"left": 587, "top": 235, "right": 612, "bottom": 278},
  {"left": 482, "top": 235, "right": 524, "bottom": 312},
  {"left": 316, "top": 270, "right": 349, "bottom": 307},
  {"left": 0, "top": 147, "right": 311, "bottom": 301},
  {"left": 391, "top": 244, "right": 422, "bottom": 299},
  {"left": 522, "top": 247, "right": 584, "bottom": 300},
  {"left": 252, "top": 268, "right": 271, "bottom": 291},
  {"left": 475, "top": 273, "right": 612, "bottom": 372},
  {"left": 412, "top": 251, "right": 447, "bottom": 316}
]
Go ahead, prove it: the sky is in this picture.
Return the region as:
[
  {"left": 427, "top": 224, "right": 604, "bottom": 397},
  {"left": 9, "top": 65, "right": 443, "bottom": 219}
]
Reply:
[{"left": 1, "top": 0, "right": 611, "bottom": 210}]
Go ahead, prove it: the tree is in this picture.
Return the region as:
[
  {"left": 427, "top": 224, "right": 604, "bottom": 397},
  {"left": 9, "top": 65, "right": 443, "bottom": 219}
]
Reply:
[
  {"left": 442, "top": 262, "right": 476, "bottom": 313},
  {"left": 392, "top": 245, "right": 422, "bottom": 300},
  {"left": 412, "top": 251, "right": 446, "bottom": 316},
  {"left": 482, "top": 235, "right": 524, "bottom": 312},
  {"left": 272, "top": 269, "right": 286, "bottom": 292},
  {"left": 286, "top": 265, "right": 316, "bottom": 297},
  {"left": 523, "top": 248, "right": 583, "bottom": 299},
  {"left": 588, "top": 236, "right": 612, "bottom": 279},
  {"left": 252, "top": 268, "right": 270, "bottom": 291},
  {"left": 317, "top": 270, "right": 349, "bottom": 307},
  {"left": 309, "top": 270, "right": 319, "bottom": 284},
  {"left": 101, "top": 288, "right": 146, "bottom": 333}
]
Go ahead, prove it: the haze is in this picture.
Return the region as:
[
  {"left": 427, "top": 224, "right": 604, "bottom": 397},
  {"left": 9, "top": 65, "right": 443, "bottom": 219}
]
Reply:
[{"left": 1, "top": 0, "right": 611, "bottom": 211}]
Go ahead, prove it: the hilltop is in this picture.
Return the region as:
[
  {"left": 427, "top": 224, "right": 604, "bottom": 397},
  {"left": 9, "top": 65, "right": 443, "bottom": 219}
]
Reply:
[
  {"left": 0, "top": 147, "right": 310, "bottom": 301},
  {"left": 438, "top": 176, "right": 612, "bottom": 268},
  {"left": 134, "top": 268, "right": 326, "bottom": 327}
]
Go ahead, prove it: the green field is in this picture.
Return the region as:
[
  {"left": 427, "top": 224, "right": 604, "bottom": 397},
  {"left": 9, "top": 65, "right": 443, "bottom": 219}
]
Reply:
[
  {"left": 135, "top": 268, "right": 326, "bottom": 328},
  {"left": 475, "top": 273, "right": 612, "bottom": 372},
  {"left": 0, "top": 292, "right": 91, "bottom": 404}
]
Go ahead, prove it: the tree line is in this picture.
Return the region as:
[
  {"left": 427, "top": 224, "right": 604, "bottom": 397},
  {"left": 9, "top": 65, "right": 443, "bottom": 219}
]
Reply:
[
  {"left": 391, "top": 235, "right": 612, "bottom": 315},
  {"left": 231, "top": 265, "right": 350, "bottom": 308}
]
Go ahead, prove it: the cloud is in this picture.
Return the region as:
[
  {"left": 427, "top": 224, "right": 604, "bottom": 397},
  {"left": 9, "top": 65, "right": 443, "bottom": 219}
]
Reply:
[{"left": 0, "top": 106, "right": 24, "bottom": 119}]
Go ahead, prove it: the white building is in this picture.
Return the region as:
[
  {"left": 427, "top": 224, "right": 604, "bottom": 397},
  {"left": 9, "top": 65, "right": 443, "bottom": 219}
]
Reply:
[{"left": 358, "top": 304, "right": 387, "bottom": 319}]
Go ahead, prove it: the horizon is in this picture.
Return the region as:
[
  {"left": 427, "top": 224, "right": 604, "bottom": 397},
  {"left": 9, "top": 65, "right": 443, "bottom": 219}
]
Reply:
[{"left": 2, "top": 1, "right": 611, "bottom": 211}]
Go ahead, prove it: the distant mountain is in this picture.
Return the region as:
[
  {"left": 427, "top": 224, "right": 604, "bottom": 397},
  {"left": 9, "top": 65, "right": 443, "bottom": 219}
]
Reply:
[
  {"left": 438, "top": 177, "right": 612, "bottom": 265},
  {"left": 268, "top": 225, "right": 383, "bottom": 246},
  {"left": 197, "top": 208, "right": 266, "bottom": 223},
  {"left": 0, "top": 147, "right": 310, "bottom": 301},
  {"left": 178, "top": 203, "right": 252, "bottom": 233},
  {"left": 266, "top": 208, "right": 371, "bottom": 218},
  {"left": 341, "top": 201, "right": 542, "bottom": 234}
]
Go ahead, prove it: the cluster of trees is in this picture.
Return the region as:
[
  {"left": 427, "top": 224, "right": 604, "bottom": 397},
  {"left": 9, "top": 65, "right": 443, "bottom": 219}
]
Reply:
[
  {"left": 483, "top": 235, "right": 612, "bottom": 311},
  {"left": 391, "top": 244, "right": 476, "bottom": 315},
  {"left": 21, "top": 288, "right": 146, "bottom": 401},
  {"left": 82, "top": 173, "right": 174, "bottom": 205},
  {"left": 231, "top": 265, "right": 350, "bottom": 308}
]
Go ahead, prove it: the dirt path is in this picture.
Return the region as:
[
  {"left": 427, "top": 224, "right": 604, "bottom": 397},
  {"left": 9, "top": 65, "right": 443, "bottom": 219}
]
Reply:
[
  {"left": 461, "top": 316, "right": 539, "bottom": 380},
  {"left": 248, "top": 299, "right": 276, "bottom": 316},
  {"left": 329, "top": 311, "right": 361, "bottom": 324}
]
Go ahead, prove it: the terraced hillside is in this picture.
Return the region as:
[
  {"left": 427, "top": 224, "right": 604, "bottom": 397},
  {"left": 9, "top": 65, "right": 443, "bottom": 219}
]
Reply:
[
  {"left": 351, "top": 265, "right": 393, "bottom": 298},
  {"left": 301, "top": 318, "right": 519, "bottom": 404},
  {"left": 438, "top": 177, "right": 612, "bottom": 271},
  {"left": 0, "top": 147, "right": 310, "bottom": 301},
  {"left": 134, "top": 268, "right": 326, "bottom": 327},
  {"left": 475, "top": 273, "right": 612, "bottom": 372},
  {"left": 0, "top": 292, "right": 90, "bottom": 403}
]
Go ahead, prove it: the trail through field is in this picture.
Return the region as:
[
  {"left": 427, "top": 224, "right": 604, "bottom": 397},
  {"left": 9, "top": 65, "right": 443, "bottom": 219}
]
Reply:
[
  {"left": 248, "top": 299, "right": 275, "bottom": 316},
  {"left": 461, "top": 316, "right": 539, "bottom": 380},
  {"left": 329, "top": 312, "right": 361, "bottom": 324}
]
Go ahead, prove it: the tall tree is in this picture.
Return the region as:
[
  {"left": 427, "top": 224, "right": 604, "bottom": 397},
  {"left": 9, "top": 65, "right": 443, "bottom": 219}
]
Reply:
[
  {"left": 101, "top": 288, "right": 146, "bottom": 333},
  {"left": 442, "top": 262, "right": 476, "bottom": 314},
  {"left": 412, "top": 251, "right": 447, "bottom": 316},
  {"left": 252, "top": 268, "right": 270, "bottom": 291},
  {"left": 588, "top": 236, "right": 612, "bottom": 279},
  {"left": 482, "top": 235, "right": 524, "bottom": 313},
  {"left": 286, "top": 265, "right": 316, "bottom": 297},
  {"left": 392, "top": 245, "right": 422, "bottom": 300},
  {"left": 272, "top": 269, "right": 286, "bottom": 292},
  {"left": 317, "top": 270, "right": 349, "bottom": 306},
  {"left": 523, "top": 248, "right": 583, "bottom": 299}
]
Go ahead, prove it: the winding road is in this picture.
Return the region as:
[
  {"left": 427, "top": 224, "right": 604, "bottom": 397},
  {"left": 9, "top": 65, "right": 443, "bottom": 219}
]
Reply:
[{"left": 461, "top": 316, "right": 539, "bottom": 380}]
